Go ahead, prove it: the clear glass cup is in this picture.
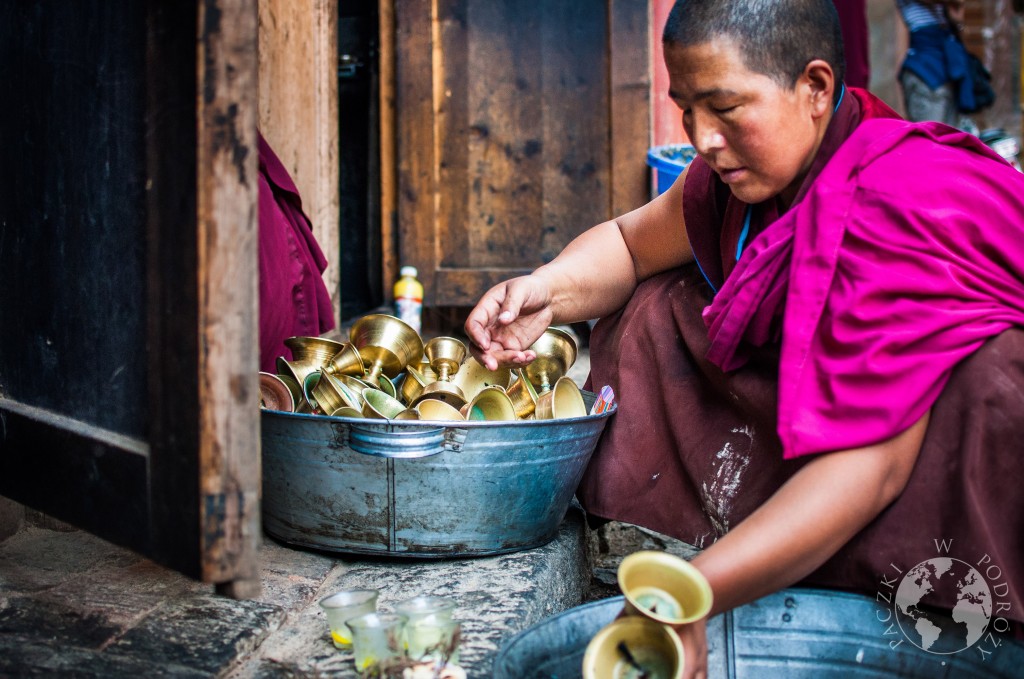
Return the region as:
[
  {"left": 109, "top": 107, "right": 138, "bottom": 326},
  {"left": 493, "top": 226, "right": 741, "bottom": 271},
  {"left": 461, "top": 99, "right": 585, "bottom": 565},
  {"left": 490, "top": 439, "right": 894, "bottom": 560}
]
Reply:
[
  {"left": 404, "top": 614, "right": 462, "bottom": 665},
  {"left": 393, "top": 595, "right": 457, "bottom": 625},
  {"left": 318, "top": 589, "right": 379, "bottom": 649},
  {"left": 345, "top": 612, "right": 407, "bottom": 672}
]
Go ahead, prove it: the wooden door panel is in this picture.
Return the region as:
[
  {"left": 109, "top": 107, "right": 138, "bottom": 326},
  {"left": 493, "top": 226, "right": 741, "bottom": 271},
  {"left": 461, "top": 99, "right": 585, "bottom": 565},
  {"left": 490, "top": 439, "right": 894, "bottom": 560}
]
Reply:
[
  {"left": 394, "top": 0, "right": 649, "bottom": 308},
  {"left": 0, "top": 0, "right": 260, "bottom": 596}
]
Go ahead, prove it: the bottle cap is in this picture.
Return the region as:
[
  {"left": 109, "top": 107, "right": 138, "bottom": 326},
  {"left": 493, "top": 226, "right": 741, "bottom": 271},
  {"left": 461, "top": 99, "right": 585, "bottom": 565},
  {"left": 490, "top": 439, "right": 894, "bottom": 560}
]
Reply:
[{"left": 400, "top": 266, "right": 418, "bottom": 278}]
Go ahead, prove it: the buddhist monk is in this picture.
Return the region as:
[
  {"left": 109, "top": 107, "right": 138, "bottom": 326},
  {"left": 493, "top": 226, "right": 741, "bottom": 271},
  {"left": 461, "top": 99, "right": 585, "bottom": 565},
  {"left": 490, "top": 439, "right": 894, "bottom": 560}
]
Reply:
[{"left": 465, "top": 0, "right": 1024, "bottom": 674}]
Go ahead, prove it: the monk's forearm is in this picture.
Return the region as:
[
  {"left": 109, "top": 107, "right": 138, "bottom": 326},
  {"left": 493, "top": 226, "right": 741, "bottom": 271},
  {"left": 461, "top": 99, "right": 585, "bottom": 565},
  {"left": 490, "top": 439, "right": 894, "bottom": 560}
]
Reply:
[
  {"left": 531, "top": 220, "right": 640, "bottom": 324},
  {"left": 691, "top": 413, "right": 929, "bottom": 616}
]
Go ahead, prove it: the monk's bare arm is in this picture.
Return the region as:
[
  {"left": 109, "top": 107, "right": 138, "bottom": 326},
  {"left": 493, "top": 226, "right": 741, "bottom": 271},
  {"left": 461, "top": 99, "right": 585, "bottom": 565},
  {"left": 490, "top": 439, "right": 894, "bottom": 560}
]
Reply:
[
  {"left": 465, "top": 169, "right": 692, "bottom": 367},
  {"left": 535, "top": 167, "right": 694, "bottom": 324},
  {"left": 673, "top": 414, "right": 929, "bottom": 678},
  {"left": 694, "top": 412, "right": 929, "bottom": 615}
]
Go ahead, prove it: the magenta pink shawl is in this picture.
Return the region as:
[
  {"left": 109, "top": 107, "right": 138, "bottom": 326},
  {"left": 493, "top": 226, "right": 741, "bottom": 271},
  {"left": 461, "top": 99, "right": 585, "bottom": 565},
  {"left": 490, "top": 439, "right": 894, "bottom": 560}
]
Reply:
[{"left": 702, "top": 118, "right": 1024, "bottom": 458}]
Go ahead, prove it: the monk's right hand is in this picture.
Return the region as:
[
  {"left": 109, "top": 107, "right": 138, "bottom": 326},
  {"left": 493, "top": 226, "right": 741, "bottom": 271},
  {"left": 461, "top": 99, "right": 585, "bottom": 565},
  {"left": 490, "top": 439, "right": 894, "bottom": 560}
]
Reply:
[{"left": 464, "top": 275, "right": 554, "bottom": 371}]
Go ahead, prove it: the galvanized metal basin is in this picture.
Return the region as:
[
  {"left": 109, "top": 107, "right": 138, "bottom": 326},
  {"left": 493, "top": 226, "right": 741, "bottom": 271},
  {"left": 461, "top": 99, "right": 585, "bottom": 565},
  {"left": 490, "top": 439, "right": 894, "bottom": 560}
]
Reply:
[
  {"left": 261, "top": 392, "right": 614, "bottom": 557},
  {"left": 493, "top": 590, "right": 1024, "bottom": 678}
]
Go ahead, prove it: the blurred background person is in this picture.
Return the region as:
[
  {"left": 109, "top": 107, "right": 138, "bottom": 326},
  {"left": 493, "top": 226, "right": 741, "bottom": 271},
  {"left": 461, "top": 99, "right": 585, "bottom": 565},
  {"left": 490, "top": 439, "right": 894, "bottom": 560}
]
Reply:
[{"left": 897, "top": 0, "right": 968, "bottom": 125}]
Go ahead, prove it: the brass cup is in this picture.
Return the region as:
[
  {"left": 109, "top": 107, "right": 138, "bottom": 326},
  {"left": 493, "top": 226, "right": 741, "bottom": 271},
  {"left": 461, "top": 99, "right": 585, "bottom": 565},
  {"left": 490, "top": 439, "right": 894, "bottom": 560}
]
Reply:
[
  {"left": 525, "top": 327, "right": 578, "bottom": 394},
  {"left": 534, "top": 376, "right": 586, "bottom": 420},
  {"left": 413, "top": 381, "right": 468, "bottom": 409},
  {"left": 377, "top": 375, "right": 399, "bottom": 400},
  {"left": 312, "top": 371, "right": 363, "bottom": 415},
  {"left": 467, "top": 386, "right": 517, "bottom": 421},
  {"left": 459, "top": 403, "right": 471, "bottom": 418},
  {"left": 302, "top": 372, "right": 322, "bottom": 413},
  {"left": 361, "top": 389, "right": 407, "bottom": 419},
  {"left": 350, "top": 314, "right": 424, "bottom": 383},
  {"left": 582, "top": 616, "right": 685, "bottom": 679},
  {"left": 323, "top": 342, "right": 366, "bottom": 378},
  {"left": 332, "top": 374, "right": 370, "bottom": 409},
  {"left": 400, "top": 366, "right": 429, "bottom": 405},
  {"left": 284, "top": 336, "right": 346, "bottom": 366},
  {"left": 395, "top": 408, "right": 421, "bottom": 421},
  {"left": 279, "top": 373, "right": 312, "bottom": 413},
  {"left": 424, "top": 336, "right": 468, "bottom": 382},
  {"left": 259, "top": 372, "right": 295, "bottom": 412},
  {"left": 419, "top": 357, "right": 438, "bottom": 383},
  {"left": 329, "top": 406, "right": 364, "bottom": 418},
  {"left": 277, "top": 355, "right": 325, "bottom": 392},
  {"left": 414, "top": 399, "right": 466, "bottom": 421},
  {"left": 451, "top": 356, "right": 512, "bottom": 402},
  {"left": 506, "top": 369, "right": 540, "bottom": 419},
  {"left": 618, "top": 551, "right": 713, "bottom": 626}
]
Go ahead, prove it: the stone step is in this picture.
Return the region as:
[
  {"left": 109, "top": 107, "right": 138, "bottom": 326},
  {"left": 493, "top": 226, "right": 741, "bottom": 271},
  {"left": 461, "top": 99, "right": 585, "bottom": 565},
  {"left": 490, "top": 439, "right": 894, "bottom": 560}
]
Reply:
[{"left": 0, "top": 509, "right": 592, "bottom": 678}]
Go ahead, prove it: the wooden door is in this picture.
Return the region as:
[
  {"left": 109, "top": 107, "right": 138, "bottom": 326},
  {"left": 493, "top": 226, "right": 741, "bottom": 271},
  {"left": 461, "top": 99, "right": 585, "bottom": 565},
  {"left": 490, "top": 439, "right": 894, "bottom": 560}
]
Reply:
[
  {"left": 0, "top": 0, "right": 261, "bottom": 596},
  {"left": 390, "top": 0, "right": 651, "bottom": 308}
]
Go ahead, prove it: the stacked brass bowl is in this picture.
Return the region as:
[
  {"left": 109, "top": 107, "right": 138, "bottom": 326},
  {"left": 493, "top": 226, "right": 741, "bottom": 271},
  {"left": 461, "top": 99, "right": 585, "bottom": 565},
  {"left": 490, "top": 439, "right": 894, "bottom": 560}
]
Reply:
[{"left": 259, "top": 316, "right": 585, "bottom": 422}]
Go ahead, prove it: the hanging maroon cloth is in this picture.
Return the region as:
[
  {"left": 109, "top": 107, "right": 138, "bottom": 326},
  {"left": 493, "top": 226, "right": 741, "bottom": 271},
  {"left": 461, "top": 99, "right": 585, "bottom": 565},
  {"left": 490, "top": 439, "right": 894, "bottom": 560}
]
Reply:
[
  {"left": 257, "top": 131, "right": 335, "bottom": 373},
  {"left": 833, "top": 0, "right": 871, "bottom": 89},
  {"left": 578, "top": 90, "right": 1024, "bottom": 622}
]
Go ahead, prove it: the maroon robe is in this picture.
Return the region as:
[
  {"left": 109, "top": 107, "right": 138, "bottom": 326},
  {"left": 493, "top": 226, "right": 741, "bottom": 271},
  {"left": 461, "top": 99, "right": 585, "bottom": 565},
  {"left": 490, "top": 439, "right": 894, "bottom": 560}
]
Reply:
[
  {"left": 578, "top": 91, "right": 1024, "bottom": 625},
  {"left": 258, "top": 132, "right": 335, "bottom": 373}
]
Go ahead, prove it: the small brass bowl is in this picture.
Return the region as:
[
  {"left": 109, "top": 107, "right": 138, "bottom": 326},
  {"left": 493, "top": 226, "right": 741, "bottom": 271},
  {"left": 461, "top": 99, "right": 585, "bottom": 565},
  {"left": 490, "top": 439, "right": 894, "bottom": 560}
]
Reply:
[
  {"left": 535, "top": 376, "right": 586, "bottom": 420},
  {"left": 277, "top": 355, "right": 325, "bottom": 391},
  {"left": 414, "top": 399, "right": 466, "bottom": 421},
  {"left": 467, "top": 386, "right": 517, "bottom": 421},
  {"left": 394, "top": 408, "right": 421, "bottom": 421},
  {"left": 506, "top": 369, "right": 540, "bottom": 419},
  {"left": 284, "top": 336, "right": 346, "bottom": 366},
  {"left": 350, "top": 314, "right": 424, "bottom": 382},
  {"left": 329, "top": 406, "right": 364, "bottom": 418},
  {"left": 274, "top": 372, "right": 306, "bottom": 412},
  {"left": 302, "top": 372, "right": 322, "bottom": 413},
  {"left": 618, "top": 551, "right": 713, "bottom": 626},
  {"left": 323, "top": 342, "right": 366, "bottom": 378},
  {"left": 259, "top": 372, "right": 295, "bottom": 412},
  {"left": 362, "top": 389, "right": 407, "bottom": 419},
  {"left": 423, "top": 336, "right": 468, "bottom": 382},
  {"left": 400, "top": 366, "right": 429, "bottom": 405},
  {"left": 413, "top": 381, "right": 468, "bottom": 409},
  {"left": 582, "top": 616, "right": 685, "bottom": 679},
  {"left": 332, "top": 374, "right": 370, "bottom": 409},
  {"left": 312, "top": 371, "right": 363, "bottom": 414},
  {"left": 525, "top": 327, "right": 578, "bottom": 394},
  {"left": 451, "top": 356, "right": 512, "bottom": 402}
]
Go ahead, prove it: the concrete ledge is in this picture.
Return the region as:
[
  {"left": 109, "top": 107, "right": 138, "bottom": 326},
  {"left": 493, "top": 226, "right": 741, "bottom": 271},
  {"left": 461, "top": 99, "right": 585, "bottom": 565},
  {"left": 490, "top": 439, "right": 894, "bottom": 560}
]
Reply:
[
  {"left": 0, "top": 510, "right": 591, "bottom": 678},
  {"left": 228, "top": 507, "right": 590, "bottom": 678}
]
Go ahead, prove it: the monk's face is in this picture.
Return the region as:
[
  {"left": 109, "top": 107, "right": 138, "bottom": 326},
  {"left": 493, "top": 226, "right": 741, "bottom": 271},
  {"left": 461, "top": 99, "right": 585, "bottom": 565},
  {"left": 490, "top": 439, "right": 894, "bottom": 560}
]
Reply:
[{"left": 665, "top": 38, "right": 832, "bottom": 206}]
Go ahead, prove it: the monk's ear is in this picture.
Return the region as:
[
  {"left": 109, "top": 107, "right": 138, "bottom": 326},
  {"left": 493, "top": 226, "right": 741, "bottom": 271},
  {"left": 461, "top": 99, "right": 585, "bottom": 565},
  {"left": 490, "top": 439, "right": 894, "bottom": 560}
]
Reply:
[{"left": 802, "top": 59, "right": 835, "bottom": 118}]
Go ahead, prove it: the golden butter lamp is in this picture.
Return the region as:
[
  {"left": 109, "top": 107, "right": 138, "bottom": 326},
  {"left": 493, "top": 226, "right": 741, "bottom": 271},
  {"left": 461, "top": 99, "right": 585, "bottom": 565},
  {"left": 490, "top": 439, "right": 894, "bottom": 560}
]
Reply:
[
  {"left": 312, "top": 371, "right": 363, "bottom": 415},
  {"left": 524, "top": 327, "right": 578, "bottom": 394},
  {"left": 451, "top": 355, "right": 512, "bottom": 402},
  {"left": 277, "top": 355, "right": 325, "bottom": 393},
  {"left": 467, "top": 386, "right": 517, "bottom": 421},
  {"left": 284, "top": 336, "right": 346, "bottom": 366},
  {"left": 323, "top": 342, "right": 366, "bottom": 378},
  {"left": 361, "top": 389, "right": 407, "bottom": 419},
  {"left": 350, "top": 314, "right": 424, "bottom": 383},
  {"left": 506, "top": 369, "right": 540, "bottom": 419}
]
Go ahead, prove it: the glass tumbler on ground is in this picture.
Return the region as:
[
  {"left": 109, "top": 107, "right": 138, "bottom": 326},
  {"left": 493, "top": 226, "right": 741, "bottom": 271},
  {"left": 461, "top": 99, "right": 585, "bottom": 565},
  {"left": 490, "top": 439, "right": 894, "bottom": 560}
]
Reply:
[
  {"left": 318, "top": 589, "right": 379, "bottom": 649},
  {"left": 345, "top": 612, "right": 407, "bottom": 672},
  {"left": 405, "top": 614, "right": 462, "bottom": 665}
]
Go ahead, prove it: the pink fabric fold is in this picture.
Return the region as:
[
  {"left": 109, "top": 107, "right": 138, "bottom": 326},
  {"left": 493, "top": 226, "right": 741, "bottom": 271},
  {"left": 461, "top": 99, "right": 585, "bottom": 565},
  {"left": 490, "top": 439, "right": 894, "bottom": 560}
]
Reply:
[{"left": 703, "top": 119, "right": 1024, "bottom": 458}]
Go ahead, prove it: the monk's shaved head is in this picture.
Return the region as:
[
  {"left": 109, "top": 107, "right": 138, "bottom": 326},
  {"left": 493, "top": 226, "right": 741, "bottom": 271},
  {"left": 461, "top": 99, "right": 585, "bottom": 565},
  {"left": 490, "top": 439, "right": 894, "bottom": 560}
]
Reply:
[{"left": 664, "top": 0, "right": 845, "bottom": 96}]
